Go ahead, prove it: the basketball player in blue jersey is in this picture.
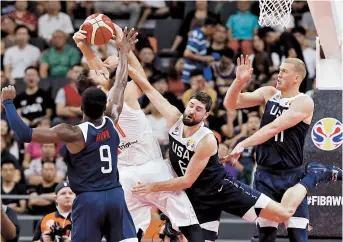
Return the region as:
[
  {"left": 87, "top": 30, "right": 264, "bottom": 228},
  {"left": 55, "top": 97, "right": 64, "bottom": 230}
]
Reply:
[
  {"left": 1, "top": 28, "right": 139, "bottom": 242},
  {"left": 223, "top": 55, "right": 342, "bottom": 242},
  {"left": 128, "top": 66, "right": 341, "bottom": 242}
]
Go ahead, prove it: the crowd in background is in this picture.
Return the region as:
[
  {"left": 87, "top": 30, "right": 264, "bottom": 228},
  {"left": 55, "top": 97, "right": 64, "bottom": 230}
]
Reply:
[{"left": 0, "top": 0, "right": 318, "bottom": 240}]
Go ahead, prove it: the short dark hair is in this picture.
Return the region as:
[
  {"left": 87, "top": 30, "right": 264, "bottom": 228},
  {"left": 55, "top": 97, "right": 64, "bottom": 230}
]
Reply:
[
  {"left": 15, "top": 24, "right": 29, "bottom": 34},
  {"left": 1, "top": 159, "right": 16, "bottom": 168},
  {"left": 69, "top": 64, "right": 83, "bottom": 71},
  {"left": 189, "top": 92, "right": 212, "bottom": 112},
  {"left": 258, "top": 27, "right": 275, "bottom": 39},
  {"left": 81, "top": 87, "right": 107, "bottom": 120},
  {"left": 76, "top": 69, "right": 96, "bottom": 95},
  {"left": 150, "top": 73, "right": 167, "bottom": 85},
  {"left": 24, "top": 66, "right": 39, "bottom": 75},
  {"left": 220, "top": 48, "right": 235, "bottom": 59},
  {"left": 189, "top": 69, "right": 204, "bottom": 78},
  {"left": 291, "top": 27, "right": 306, "bottom": 36},
  {"left": 204, "top": 17, "right": 219, "bottom": 26}
]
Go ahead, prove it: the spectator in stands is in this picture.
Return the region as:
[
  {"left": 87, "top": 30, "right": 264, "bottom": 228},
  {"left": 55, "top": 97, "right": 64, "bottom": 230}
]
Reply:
[
  {"left": 94, "top": 1, "right": 141, "bottom": 29},
  {"left": 5, "top": 0, "right": 37, "bottom": 33},
  {"left": 182, "top": 17, "right": 219, "bottom": 85},
  {"left": 165, "top": 0, "right": 219, "bottom": 55},
  {"left": 40, "top": 30, "right": 81, "bottom": 78},
  {"left": 32, "top": 181, "right": 74, "bottom": 242},
  {"left": 13, "top": 67, "right": 53, "bottom": 127},
  {"left": 259, "top": 27, "right": 308, "bottom": 92},
  {"left": 207, "top": 24, "right": 229, "bottom": 55},
  {"left": 167, "top": 58, "right": 185, "bottom": 97},
  {"left": 53, "top": 65, "right": 83, "bottom": 126},
  {"left": 221, "top": 109, "right": 240, "bottom": 140},
  {"left": 141, "top": 74, "right": 185, "bottom": 113},
  {"left": 3, "top": 25, "right": 41, "bottom": 84},
  {"left": 1, "top": 16, "right": 17, "bottom": 48},
  {"left": 23, "top": 119, "right": 62, "bottom": 169},
  {"left": 292, "top": 27, "right": 316, "bottom": 80},
  {"left": 182, "top": 69, "right": 217, "bottom": 111},
  {"left": 1, "top": 200, "right": 21, "bottom": 242},
  {"left": 226, "top": 1, "right": 259, "bottom": 56},
  {"left": 38, "top": 1, "right": 74, "bottom": 42},
  {"left": 66, "top": 1, "right": 94, "bottom": 21},
  {"left": 138, "top": 46, "right": 160, "bottom": 70},
  {"left": 235, "top": 115, "right": 260, "bottom": 185},
  {"left": 1, "top": 160, "right": 27, "bottom": 214},
  {"left": 27, "top": 161, "right": 59, "bottom": 216},
  {"left": 250, "top": 35, "right": 280, "bottom": 72},
  {"left": 146, "top": 103, "right": 169, "bottom": 146},
  {"left": 24, "top": 144, "right": 66, "bottom": 186},
  {"left": 1, "top": 40, "right": 5, "bottom": 71},
  {"left": 251, "top": 52, "right": 271, "bottom": 87},
  {"left": 137, "top": 1, "right": 170, "bottom": 29},
  {"left": 211, "top": 48, "right": 236, "bottom": 105}
]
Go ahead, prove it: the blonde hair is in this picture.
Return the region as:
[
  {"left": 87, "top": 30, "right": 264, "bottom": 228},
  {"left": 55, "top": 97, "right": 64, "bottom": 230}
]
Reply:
[{"left": 283, "top": 58, "right": 307, "bottom": 80}]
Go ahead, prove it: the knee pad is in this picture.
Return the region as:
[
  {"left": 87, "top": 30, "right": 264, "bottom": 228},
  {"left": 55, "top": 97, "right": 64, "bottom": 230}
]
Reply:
[
  {"left": 284, "top": 217, "right": 309, "bottom": 229},
  {"left": 256, "top": 217, "right": 278, "bottom": 228}
]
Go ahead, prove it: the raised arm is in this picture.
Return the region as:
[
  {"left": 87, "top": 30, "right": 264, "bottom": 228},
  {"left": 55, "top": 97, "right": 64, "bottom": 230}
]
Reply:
[
  {"left": 224, "top": 55, "right": 276, "bottom": 109},
  {"left": 132, "top": 134, "right": 217, "bottom": 194},
  {"left": 2, "top": 86, "right": 84, "bottom": 149},
  {"left": 128, "top": 66, "right": 182, "bottom": 128},
  {"left": 104, "top": 27, "right": 138, "bottom": 123}
]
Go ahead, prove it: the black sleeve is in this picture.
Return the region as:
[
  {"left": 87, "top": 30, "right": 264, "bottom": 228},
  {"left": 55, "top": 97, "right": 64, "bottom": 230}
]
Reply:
[
  {"left": 32, "top": 219, "right": 43, "bottom": 241},
  {"left": 42, "top": 90, "right": 54, "bottom": 110},
  {"left": 178, "top": 10, "right": 195, "bottom": 37},
  {"left": 5, "top": 207, "right": 21, "bottom": 242}
]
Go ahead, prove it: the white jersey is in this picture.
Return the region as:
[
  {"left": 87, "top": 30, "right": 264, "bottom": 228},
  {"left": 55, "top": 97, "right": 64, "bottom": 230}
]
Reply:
[{"left": 115, "top": 103, "right": 163, "bottom": 167}]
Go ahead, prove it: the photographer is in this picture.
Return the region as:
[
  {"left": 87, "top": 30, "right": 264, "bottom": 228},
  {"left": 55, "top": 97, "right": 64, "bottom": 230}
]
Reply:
[{"left": 32, "top": 181, "right": 75, "bottom": 242}]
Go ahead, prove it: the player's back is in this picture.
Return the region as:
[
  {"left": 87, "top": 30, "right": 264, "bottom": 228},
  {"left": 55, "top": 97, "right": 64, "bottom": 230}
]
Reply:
[
  {"left": 115, "top": 103, "right": 163, "bottom": 167},
  {"left": 65, "top": 116, "right": 121, "bottom": 194},
  {"left": 256, "top": 91, "right": 310, "bottom": 169}
]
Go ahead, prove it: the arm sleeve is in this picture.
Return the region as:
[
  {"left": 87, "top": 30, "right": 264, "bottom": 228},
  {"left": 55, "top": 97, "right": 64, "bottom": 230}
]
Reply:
[
  {"left": 6, "top": 207, "right": 21, "bottom": 242},
  {"left": 32, "top": 219, "right": 43, "bottom": 241},
  {"left": 55, "top": 88, "right": 66, "bottom": 105}
]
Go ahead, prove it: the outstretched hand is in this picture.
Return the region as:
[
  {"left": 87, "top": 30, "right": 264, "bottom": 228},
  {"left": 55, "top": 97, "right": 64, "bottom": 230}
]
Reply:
[
  {"left": 111, "top": 27, "right": 138, "bottom": 52},
  {"left": 236, "top": 54, "right": 253, "bottom": 83},
  {"left": 73, "top": 29, "right": 87, "bottom": 48}
]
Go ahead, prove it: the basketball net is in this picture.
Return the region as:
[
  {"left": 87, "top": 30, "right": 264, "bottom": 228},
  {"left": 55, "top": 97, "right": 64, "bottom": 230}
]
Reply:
[{"left": 258, "top": 0, "right": 294, "bottom": 28}]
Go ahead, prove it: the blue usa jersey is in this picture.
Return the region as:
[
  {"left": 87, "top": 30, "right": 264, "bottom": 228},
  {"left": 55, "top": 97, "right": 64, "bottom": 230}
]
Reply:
[
  {"left": 65, "top": 116, "right": 121, "bottom": 194},
  {"left": 255, "top": 91, "right": 310, "bottom": 169}
]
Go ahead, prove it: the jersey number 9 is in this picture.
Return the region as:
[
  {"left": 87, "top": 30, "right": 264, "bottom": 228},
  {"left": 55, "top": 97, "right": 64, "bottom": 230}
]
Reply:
[{"left": 100, "top": 145, "right": 113, "bottom": 174}]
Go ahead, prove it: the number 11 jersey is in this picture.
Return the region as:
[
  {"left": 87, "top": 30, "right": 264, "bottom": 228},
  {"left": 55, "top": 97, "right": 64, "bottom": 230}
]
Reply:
[
  {"left": 65, "top": 116, "right": 121, "bottom": 194},
  {"left": 256, "top": 91, "right": 310, "bottom": 169}
]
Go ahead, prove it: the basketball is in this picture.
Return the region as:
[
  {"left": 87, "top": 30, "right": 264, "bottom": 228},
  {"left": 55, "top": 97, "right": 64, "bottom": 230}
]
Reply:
[{"left": 81, "top": 13, "right": 115, "bottom": 46}]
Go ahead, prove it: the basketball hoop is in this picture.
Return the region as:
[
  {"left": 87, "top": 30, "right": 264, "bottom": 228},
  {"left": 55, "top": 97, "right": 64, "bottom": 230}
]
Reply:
[{"left": 258, "top": 0, "right": 294, "bottom": 28}]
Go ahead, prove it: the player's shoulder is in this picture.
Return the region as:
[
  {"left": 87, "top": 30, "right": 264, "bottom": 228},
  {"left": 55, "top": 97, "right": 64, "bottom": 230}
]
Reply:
[
  {"left": 197, "top": 133, "right": 218, "bottom": 155},
  {"left": 292, "top": 94, "right": 314, "bottom": 109},
  {"left": 257, "top": 86, "right": 278, "bottom": 100}
]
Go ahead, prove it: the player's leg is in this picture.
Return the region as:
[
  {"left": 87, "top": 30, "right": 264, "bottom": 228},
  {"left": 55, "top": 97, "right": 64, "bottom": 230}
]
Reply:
[
  {"left": 119, "top": 166, "right": 152, "bottom": 241},
  {"left": 71, "top": 191, "right": 104, "bottom": 242},
  {"left": 285, "top": 196, "right": 309, "bottom": 242},
  {"left": 143, "top": 158, "right": 204, "bottom": 242},
  {"left": 151, "top": 190, "right": 204, "bottom": 242},
  {"left": 104, "top": 187, "right": 138, "bottom": 242},
  {"left": 260, "top": 162, "right": 342, "bottom": 222},
  {"left": 253, "top": 170, "right": 279, "bottom": 242}
]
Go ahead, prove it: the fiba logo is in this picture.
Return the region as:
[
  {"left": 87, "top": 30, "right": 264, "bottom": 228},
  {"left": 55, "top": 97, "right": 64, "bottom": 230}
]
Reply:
[{"left": 311, "top": 118, "right": 343, "bottom": 151}]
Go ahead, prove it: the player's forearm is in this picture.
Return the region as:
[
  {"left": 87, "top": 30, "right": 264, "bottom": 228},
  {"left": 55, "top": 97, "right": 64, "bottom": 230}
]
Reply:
[
  {"left": 2, "top": 100, "right": 33, "bottom": 142},
  {"left": 106, "top": 49, "right": 129, "bottom": 120},
  {"left": 78, "top": 43, "right": 103, "bottom": 70},
  {"left": 223, "top": 79, "right": 246, "bottom": 109},
  {"left": 240, "top": 123, "right": 279, "bottom": 148},
  {"left": 1, "top": 209, "right": 17, "bottom": 240},
  {"left": 151, "top": 177, "right": 191, "bottom": 192}
]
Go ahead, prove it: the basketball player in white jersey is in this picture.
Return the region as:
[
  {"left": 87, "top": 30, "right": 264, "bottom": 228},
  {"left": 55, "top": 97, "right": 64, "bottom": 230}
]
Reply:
[
  {"left": 72, "top": 27, "right": 204, "bottom": 242},
  {"left": 129, "top": 61, "right": 341, "bottom": 241}
]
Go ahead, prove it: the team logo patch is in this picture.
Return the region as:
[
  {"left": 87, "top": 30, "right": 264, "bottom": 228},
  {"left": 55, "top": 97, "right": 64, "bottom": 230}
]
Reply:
[
  {"left": 46, "top": 219, "right": 55, "bottom": 228},
  {"left": 186, "top": 139, "right": 195, "bottom": 151},
  {"left": 311, "top": 118, "right": 343, "bottom": 151}
]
